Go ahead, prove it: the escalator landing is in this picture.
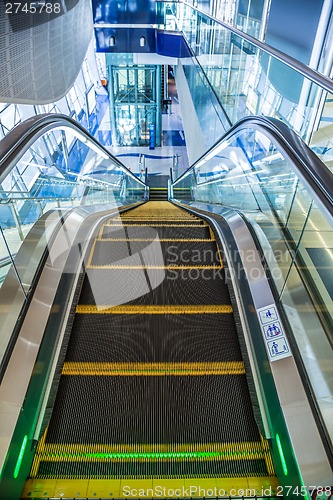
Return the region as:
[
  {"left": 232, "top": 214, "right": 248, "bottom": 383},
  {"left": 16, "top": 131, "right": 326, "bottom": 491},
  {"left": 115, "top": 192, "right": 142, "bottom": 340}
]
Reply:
[{"left": 23, "top": 476, "right": 279, "bottom": 498}]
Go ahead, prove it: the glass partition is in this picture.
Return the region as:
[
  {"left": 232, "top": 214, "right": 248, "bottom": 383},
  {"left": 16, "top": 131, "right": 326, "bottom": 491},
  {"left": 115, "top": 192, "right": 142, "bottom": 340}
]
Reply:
[
  {"left": 0, "top": 125, "right": 145, "bottom": 280},
  {"left": 172, "top": 124, "right": 333, "bottom": 448},
  {"left": 0, "top": 121, "right": 146, "bottom": 369},
  {"left": 163, "top": 2, "right": 333, "bottom": 174},
  {"left": 181, "top": 60, "right": 230, "bottom": 148}
]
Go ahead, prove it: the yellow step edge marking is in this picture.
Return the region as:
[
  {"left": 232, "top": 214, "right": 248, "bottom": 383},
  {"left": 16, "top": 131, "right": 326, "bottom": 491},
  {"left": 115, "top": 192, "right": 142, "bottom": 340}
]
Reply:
[
  {"left": 86, "top": 239, "right": 97, "bottom": 268},
  {"left": 117, "top": 213, "right": 197, "bottom": 216},
  {"left": 40, "top": 440, "right": 268, "bottom": 454},
  {"left": 29, "top": 426, "right": 49, "bottom": 478},
  {"left": 216, "top": 242, "right": 224, "bottom": 267},
  {"left": 208, "top": 227, "right": 224, "bottom": 266},
  {"left": 108, "top": 221, "right": 204, "bottom": 224},
  {"left": 29, "top": 440, "right": 270, "bottom": 464},
  {"left": 76, "top": 304, "right": 232, "bottom": 314},
  {"left": 97, "top": 224, "right": 104, "bottom": 239},
  {"left": 130, "top": 202, "right": 175, "bottom": 207},
  {"left": 260, "top": 433, "right": 276, "bottom": 476},
  {"left": 116, "top": 221, "right": 202, "bottom": 223},
  {"left": 102, "top": 223, "right": 208, "bottom": 227},
  {"left": 109, "top": 213, "right": 197, "bottom": 216},
  {"left": 112, "top": 214, "right": 199, "bottom": 216},
  {"left": 124, "top": 211, "right": 188, "bottom": 214},
  {"left": 114, "top": 214, "right": 198, "bottom": 221},
  {"left": 62, "top": 361, "right": 245, "bottom": 376},
  {"left": 209, "top": 226, "right": 215, "bottom": 241},
  {"left": 114, "top": 217, "right": 199, "bottom": 219},
  {"left": 116, "top": 217, "right": 199, "bottom": 220},
  {"left": 22, "top": 476, "right": 279, "bottom": 499},
  {"left": 114, "top": 220, "right": 200, "bottom": 222},
  {"left": 97, "top": 238, "right": 214, "bottom": 242},
  {"left": 130, "top": 209, "right": 188, "bottom": 211},
  {"left": 87, "top": 264, "right": 223, "bottom": 269},
  {"left": 114, "top": 220, "right": 201, "bottom": 223}
]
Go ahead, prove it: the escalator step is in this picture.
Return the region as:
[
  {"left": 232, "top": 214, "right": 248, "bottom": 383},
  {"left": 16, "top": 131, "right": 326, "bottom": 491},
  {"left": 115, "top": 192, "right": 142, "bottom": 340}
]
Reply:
[
  {"left": 114, "top": 216, "right": 199, "bottom": 221},
  {"left": 65, "top": 313, "right": 242, "bottom": 362},
  {"left": 36, "top": 455, "right": 269, "bottom": 479},
  {"left": 101, "top": 225, "right": 212, "bottom": 240},
  {"left": 107, "top": 220, "right": 207, "bottom": 225},
  {"left": 133, "top": 214, "right": 194, "bottom": 219},
  {"left": 44, "top": 375, "right": 261, "bottom": 445},
  {"left": 88, "top": 241, "right": 222, "bottom": 268},
  {"left": 76, "top": 305, "right": 233, "bottom": 313},
  {"left": 79, "top": 268, "right": 231, "bottom": 306},
  {"left": 124, "top": 201, "right": 183, "bottom": 212},
  {"left": 62, "top": 361, "right": 245, "bottom": 376}
]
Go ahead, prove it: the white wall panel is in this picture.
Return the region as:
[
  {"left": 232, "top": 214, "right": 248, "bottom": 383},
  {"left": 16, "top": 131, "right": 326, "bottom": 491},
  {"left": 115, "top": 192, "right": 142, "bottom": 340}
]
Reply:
[{"left": 0, "top": 1, "right": 93, "bottom": 104}]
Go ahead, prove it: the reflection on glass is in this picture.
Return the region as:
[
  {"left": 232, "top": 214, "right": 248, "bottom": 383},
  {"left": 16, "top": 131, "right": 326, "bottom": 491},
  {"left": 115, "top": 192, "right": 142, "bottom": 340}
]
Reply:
[
  {"left": 165, "top": 2, "right": 333, "bottom": 172},
  {"left": 172, "top": 124, "right": 333, "bottom": 447},
  {"left": 0, "top": 121, "right": 146, "bottom": 372},
  {"left": 0, "top": 124, "right": 145, "bottom": 287},
  {"left": 0, "top": 226, "right": 14, "bottom": 288},
  {"left": 311, "top": 91, "right": 333, "bottom": 172}
]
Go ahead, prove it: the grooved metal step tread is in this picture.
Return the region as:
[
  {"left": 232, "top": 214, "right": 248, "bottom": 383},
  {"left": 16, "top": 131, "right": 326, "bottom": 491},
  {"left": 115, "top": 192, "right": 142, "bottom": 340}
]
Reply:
[
  {"left": 88, "top": 240, "right": 222, "bottom": 268},
  {"left": 79, "top": 268, "right": 231, "bottom": 306},
  {"left": 106, "top": 220, "right": 207, "bottom": 226},
  {"left": 65, "top": 313, "right": 242, "bottom": 362},
  {"left": 100, "top": 225, "right": 212, "bottom": 240},
  {"left": 35, "top": 456, "right": 270, "bottom": 480},
  {"left": 43, "top": 375, "right": 261, "bottom": 445}
]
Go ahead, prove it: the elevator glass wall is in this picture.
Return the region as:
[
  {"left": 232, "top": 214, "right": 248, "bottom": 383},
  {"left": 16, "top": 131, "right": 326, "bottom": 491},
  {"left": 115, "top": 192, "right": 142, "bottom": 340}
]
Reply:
[{"left": 107, "top": 55, "right": 161, "bottom": 147}]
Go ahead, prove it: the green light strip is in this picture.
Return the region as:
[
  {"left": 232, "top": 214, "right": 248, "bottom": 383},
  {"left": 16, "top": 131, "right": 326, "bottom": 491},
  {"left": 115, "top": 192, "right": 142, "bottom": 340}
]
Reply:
[
  {"left": 89, "top": 452, "right": 218, "bottom": 458},
  {"left": 45, "top": 451, "right": 254, "bottom": 459},
  {"left": 14, "top": 435, "right": 28, "bottom": 479},
  {"left": 276, "top": 434, "right": 288, "bottom": 476}
]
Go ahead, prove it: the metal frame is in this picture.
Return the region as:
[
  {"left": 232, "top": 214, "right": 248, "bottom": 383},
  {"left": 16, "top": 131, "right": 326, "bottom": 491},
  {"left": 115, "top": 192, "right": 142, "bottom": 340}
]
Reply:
[
  {"left": 174, "top": 115, "right": 333, "bottom": 222},
  {"left": 160, "top": 0, "right": 333, "bottom": 95},
  {"left": 0, "top": 113, "right": 145, "bottom": 188},
  {"left": 173, "top": 200, "right": 333, "bottom": 487},
  {"left": 0, "top": 200, "right": 145, "bottom": 498}
]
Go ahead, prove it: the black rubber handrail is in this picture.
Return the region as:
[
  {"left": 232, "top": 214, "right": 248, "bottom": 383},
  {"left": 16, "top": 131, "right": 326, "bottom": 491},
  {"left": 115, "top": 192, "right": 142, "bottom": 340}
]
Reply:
[
  {"left": 173, "top": 115, "right": 333, "bottom": 218},
  {"left": 0, "top": 113, "right": 146, "bottom": 186}
]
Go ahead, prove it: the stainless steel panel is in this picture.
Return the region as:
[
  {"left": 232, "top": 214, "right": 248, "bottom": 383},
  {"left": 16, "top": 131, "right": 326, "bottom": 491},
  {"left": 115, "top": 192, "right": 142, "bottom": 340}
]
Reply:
[
  {"left": 0, "top": 201, "right": 141, "bottom": 472},
  {"left": 179, "top": 200, "right": 333, "bottom": 486}
]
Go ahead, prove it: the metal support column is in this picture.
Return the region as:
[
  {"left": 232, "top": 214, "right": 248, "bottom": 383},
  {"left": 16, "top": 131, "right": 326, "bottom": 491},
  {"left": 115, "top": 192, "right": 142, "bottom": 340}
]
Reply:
[
  {"left": 9, "top": 203, "right": 24, "bottom": 241},
  {"left": 156, "top": 65, "right": 162, "bottom": 147},
  {"left": 134, "top": 68, "right": 140, "bottom": 146},
  {"left": 61, "top": 131, "right": 69, "bottom": 173},
  {"left": 107, "top": 65, "right": 118, "bottom": 147}
]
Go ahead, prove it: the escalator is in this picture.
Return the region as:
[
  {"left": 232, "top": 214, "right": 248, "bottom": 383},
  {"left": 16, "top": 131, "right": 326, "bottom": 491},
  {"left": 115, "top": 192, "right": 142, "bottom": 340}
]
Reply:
[
  {"left": 2, "top": 0, "right": 333, "bottom": 491},
  {"left": 22, "top": 201, "right": 277, "bottom": 499},
  {"left": 1, "top": 114, "right": 332, "bottom": 498}
]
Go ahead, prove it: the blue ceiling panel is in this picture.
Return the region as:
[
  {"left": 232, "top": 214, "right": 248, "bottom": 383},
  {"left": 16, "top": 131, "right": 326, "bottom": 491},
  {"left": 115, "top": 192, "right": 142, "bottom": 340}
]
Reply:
[
  {"left": 94, "top": 27, "right": 193, "bottom": 59},
  {"left": 95, "top": 27, "right": 157, "bottom": 53},
  {"left": 156, "top": 31, "right": 192, "bottom": 58},
  {"left": 93, "top": 0, "right": 160, "bottom": 25}
]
